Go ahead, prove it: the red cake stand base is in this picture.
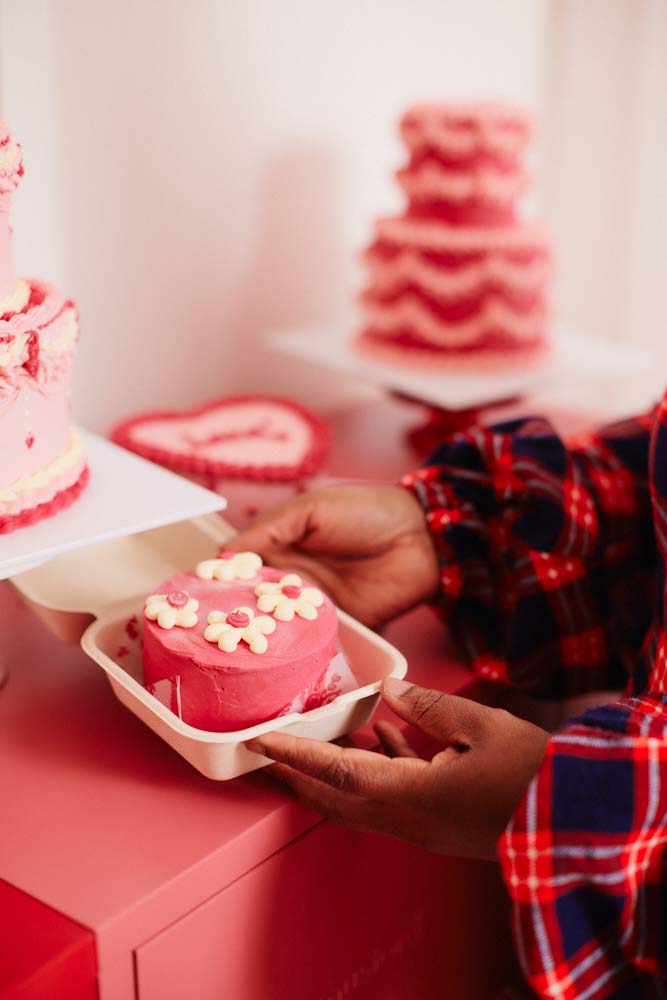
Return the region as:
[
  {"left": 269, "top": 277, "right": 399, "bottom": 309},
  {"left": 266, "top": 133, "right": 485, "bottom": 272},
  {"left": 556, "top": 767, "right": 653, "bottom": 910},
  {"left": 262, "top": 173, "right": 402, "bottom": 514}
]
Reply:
[{"left": 396, "top": 393, "right": 522, "bottom": 460}]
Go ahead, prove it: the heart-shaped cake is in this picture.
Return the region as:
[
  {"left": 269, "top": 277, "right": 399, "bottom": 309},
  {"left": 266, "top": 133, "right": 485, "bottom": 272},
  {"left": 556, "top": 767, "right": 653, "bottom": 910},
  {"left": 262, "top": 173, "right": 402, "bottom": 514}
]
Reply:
[{"left": 110, "top": 396, "right": 331, "bottom": 482}]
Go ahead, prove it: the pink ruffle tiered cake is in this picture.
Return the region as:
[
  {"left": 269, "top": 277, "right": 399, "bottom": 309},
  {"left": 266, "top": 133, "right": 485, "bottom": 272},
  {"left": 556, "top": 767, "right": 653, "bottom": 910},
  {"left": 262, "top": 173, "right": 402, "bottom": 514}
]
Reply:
[
  {"left": 356, "top": 103, "right": 551, "bottom": 369},
  {"left": 0, "top": 125, "right": 87, "bottom": 533},
  {"left": 142, "top": 551, "right": 339, "bottom": 732}
]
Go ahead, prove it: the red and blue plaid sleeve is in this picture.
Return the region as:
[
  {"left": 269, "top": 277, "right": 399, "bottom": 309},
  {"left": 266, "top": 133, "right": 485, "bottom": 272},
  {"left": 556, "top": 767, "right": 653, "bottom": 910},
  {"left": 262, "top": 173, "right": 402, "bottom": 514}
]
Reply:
[
  {"left": 498, "top": 394, "right": 667, "bottom": 998},
  {"left": 500, "top": 691, "right": 667, "bottom": 998},
  {"left": 403, "top": 411, "right": 655, "bottom": 697}
]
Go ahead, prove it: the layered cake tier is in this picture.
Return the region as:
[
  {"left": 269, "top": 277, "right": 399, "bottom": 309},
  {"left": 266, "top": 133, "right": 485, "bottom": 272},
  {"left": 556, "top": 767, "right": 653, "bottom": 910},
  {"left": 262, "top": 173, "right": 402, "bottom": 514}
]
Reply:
[
  {"left": 397, "top": 102, "right": 533, "bottom": 227},
  {"left": 142, "top": 552, "right": 339, "bottom": 732},
  {"left": 356, "top": 103, "right": 551, "bottom": 370},
  {"left": 0, "top": 125, "right": 87, "bottom": 533},
  {"left": 357, "top": 216, "right": 550, "bottom": 368}
]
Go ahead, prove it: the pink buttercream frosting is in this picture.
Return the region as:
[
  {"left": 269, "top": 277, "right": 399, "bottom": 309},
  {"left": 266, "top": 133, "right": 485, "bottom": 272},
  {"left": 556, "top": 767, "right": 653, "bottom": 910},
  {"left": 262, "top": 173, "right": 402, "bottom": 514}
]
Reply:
[
  {"left": 128, "top": 401, "right": 310, "bottom": 469},
  {"left": 355, "top": 103, "right": 552, "bottom": 367},
  {"left": 0, "top": 425, "right": 85, "bottom": 515},
  {"left": 396, "top": 161, "right": 530, "bottom": 207},
  {"left": 399, "top": 103, "right": 533, "bottom": 161},
  {"left": 0, "top": 124, "right": 23, "bottom": 198},
  {"left": 142, "top": 565, "right": 339, "bottom": 732},
  {"left": 357, "top": 329, "right": 550, "bottom": 372},
  {"left": 370, "top": 216, "right": 549, "bottom": 252},
  {"left": 0, "top": 124, "right": 86, "bottom": 532},
  {"left": 361, "top": 295, "right": 547, "bottom": 348},
  {"left": 0, "top": 125, "right": 23, "bottom": 300},
  {"left": 111, "top": 396, "right": 331, "bottom": 483}
]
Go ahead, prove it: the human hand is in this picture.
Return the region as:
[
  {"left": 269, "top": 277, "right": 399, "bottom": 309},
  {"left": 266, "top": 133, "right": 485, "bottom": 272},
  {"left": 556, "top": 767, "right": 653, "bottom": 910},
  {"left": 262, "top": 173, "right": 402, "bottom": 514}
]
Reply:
[
  {"left": 246, "top": 678, "right": 550, "bottom": 860},
  {"left": 227, "top": 485, "right": 440, "bottom": 628}
]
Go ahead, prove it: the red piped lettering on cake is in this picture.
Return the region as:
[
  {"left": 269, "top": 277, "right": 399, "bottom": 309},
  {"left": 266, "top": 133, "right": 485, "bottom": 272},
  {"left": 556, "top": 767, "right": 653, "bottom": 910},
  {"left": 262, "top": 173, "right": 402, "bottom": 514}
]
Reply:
[
  {"left": 217, "top": 550, "right": 236, "bottom": 559},
  {"left": 282, "top": 585, "right": 301, "bottom": 599},
  {"left": 25, "top": 433, "right": 35, "bottom": 449},
  {"left": 184, "top": 423, "right": 289, "bottom": 449},
  {"left": 0, "top": 333, "right": 14, "bottom": 344},
  {"left": 167, "top": 590, "right": 189, "bottom": 608},
  {"left": 23, "top": 331, "right": 39, "bottom": 378}
]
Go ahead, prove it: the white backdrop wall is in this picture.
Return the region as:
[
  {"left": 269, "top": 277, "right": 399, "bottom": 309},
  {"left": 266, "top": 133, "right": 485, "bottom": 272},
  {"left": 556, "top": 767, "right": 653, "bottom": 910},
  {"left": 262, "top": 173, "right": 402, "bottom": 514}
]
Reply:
[
  {"left": 541, "top": 0, "right": 667, "bottom": 356},
  {"left": 0, "top": 0, "right": 547, "bottom": 431}
]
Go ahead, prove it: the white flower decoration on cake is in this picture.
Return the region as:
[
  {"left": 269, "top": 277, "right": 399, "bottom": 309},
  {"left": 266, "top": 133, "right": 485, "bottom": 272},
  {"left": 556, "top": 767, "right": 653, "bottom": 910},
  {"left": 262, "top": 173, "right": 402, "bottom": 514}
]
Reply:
[
  {"left": 145, "top": 590, "right": 199, "bottom": 630},
  {"left": 195, "top": 550, "right": 262, "bottom": 582},
  {"left": 255, "top": 573, "right": 324, "bottom": 622},
  {"left": 204, "top": 606, "right": 276, "bottom": 654}
]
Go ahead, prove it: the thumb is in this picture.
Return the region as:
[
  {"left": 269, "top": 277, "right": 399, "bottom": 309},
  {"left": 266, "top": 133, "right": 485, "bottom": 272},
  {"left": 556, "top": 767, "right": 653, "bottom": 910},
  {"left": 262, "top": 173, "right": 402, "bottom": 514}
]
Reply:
[
  {"left": 225, "top": 495, "right": 313, "bottom": 558},
  {"left": 381, "top": 677, "right": 489, "bottom": 746}
]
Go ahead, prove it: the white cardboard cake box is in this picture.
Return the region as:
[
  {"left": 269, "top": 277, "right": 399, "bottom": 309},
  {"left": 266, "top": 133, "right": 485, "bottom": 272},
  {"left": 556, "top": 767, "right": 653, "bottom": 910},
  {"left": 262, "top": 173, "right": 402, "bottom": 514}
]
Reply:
[{"left": 10, "top": 514, "right": 407, "bottom": 780}]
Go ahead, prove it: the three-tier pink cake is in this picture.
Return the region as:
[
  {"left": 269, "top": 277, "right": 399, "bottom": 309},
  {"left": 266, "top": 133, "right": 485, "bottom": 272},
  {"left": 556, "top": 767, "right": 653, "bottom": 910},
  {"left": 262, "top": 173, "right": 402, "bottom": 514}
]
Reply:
[
  {"left": 0, "top": 124, "right": 87, "bottom": 533},
  {"left": 356, "top": 103, "right": 551, "bottom": 369}
]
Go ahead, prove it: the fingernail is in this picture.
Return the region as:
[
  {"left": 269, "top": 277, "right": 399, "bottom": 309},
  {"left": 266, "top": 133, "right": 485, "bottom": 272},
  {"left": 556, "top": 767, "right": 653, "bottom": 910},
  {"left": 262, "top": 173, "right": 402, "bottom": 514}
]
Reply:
[{"left": 383, "top": 677, "right": 412, "bottom": 697}]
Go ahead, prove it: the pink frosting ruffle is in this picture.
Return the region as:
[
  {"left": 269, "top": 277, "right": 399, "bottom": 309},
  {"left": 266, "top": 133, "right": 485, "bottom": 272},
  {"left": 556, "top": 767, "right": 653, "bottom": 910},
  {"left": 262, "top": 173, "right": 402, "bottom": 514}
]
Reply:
[
  {"left": 399, "top": 103, "right": 533, "bottom": 161},
  {"left": 0, "top": 279, "right": 78, "bottom": 394},
  {"left": 0, "top": 445, "right": 86, "bottom": 518},
  {"left": 396, "top": 161, "right": 530, "bottom": 206},
  {"left": 356, "top": 329, "right": 550, "bottom": 372},
  {"left": 361, "top": 293, "right": 547, "bottom": 348},
  {"left": 0, "top": 464, "right": 89, "bottom": 534},
  {"left": 0, "top": 124, "right": 23, "bottom": 203},
  {"left": 363, "top": 246, "right": 550, "bottom": 300},
  {"left": 355, "top": 102, "right": 551, "bottom": 365}
]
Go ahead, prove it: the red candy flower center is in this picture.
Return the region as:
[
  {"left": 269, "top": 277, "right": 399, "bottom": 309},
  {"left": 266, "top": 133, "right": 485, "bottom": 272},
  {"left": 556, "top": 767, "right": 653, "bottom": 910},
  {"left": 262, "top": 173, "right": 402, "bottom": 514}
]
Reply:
[
  {"left": 227, "top": 610, "right": 250, "bottom": 628},
  {"left": 167, "top": 590, "right": 189, "bottom": 608},
  {"left": 282, "top": 585, "right": 301, "bottom": 599},
  {"left": 218, "top": 550, "right": 235, "bottom": 559}
]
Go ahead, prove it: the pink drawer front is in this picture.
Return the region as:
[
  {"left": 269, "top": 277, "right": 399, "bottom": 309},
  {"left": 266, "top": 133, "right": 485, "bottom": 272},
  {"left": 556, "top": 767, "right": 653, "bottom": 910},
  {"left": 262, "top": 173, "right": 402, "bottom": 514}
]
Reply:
[{"left": 135, "top": 821, "right": 519, "bottom": 1000}]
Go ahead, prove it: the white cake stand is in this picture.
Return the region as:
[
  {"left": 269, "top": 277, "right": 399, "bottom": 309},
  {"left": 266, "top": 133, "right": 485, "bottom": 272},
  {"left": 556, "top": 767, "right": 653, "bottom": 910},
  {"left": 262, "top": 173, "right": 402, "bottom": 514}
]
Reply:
[
  {"left": 0, "top": 429, "right": 227, "bottom": 688},
  {"left": 268, "top": 326, "right": 651, "bottom": 413}
]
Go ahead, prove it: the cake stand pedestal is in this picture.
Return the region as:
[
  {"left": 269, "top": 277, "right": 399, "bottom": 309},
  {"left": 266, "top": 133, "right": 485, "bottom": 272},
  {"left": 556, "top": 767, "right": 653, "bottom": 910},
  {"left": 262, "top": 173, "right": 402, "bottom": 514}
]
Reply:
[{"left": 389, "top": 391, "right": 521, "bottom": 458}]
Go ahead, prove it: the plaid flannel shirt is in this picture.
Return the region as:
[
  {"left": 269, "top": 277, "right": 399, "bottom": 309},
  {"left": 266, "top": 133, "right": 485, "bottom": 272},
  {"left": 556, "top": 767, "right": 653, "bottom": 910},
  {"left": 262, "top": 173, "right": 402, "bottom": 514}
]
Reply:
[{"left": 404, "top": 395, "right": 667, "bottom": 998}]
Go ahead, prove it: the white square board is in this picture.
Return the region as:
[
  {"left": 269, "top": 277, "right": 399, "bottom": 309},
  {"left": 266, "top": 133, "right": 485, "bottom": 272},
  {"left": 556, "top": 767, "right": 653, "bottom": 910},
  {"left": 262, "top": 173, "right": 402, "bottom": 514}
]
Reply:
[
  {"left": 1, "top": 430, "right": 226, "bottom": 580},
  {"left": 269, "top": 327, "right": 651, "bottom": 412}
]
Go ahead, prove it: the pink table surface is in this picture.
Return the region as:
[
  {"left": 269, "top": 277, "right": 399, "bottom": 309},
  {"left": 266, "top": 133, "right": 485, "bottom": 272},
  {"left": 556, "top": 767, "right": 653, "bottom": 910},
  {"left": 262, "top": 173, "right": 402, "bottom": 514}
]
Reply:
[{"left": 0, "top": 395, "right": 594, "bottom": 999}]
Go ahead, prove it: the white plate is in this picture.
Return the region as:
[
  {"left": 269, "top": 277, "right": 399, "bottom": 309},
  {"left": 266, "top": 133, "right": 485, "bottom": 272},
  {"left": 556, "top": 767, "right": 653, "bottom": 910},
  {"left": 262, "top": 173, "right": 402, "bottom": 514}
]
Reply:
[
  {"left": 1, "top": 430, "right": 226, "bottom": 580},
  {"left": 268, "top": 326, "right": 651, "bottom": 412}
]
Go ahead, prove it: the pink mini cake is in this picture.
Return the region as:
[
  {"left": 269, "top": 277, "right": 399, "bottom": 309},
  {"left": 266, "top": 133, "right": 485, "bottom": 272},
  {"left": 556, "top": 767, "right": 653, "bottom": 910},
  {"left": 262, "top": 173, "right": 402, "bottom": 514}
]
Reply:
[
  {"left": 141, "top": 551, "right": 339, "bottom": 732},
  {"left": 0, "top": 124, "right": 87, "bottom": 533},
  {"left": 356, "top": 103, "right": 551, "bottom": 370}
]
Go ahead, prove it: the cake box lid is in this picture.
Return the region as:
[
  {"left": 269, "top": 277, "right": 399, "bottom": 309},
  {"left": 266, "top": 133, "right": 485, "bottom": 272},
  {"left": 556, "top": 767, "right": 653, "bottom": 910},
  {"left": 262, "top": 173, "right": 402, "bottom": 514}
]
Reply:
[{"left": 10, "top": 514, "right": 226, "bottom": 640}]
